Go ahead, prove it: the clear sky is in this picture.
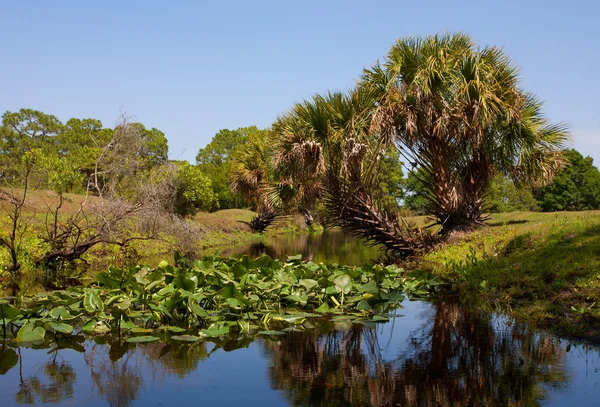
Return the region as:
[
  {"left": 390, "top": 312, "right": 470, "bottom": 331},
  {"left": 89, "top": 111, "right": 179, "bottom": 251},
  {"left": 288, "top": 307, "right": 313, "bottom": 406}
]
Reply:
[{"left": 1, "top": 0, "right": 599, "bottom": 164}]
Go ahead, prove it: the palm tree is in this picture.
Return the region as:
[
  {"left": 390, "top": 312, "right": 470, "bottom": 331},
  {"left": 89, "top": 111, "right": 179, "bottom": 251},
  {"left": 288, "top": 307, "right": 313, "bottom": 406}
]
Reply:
[
  {"left": 271, "top": 89, "right": 432, "bottom": 255},
  {"left": 362, "top": 33, "right": 569, "bottom": 235},
  {"left": 229, "top": 128, "right": 272, "bottom": 211}
]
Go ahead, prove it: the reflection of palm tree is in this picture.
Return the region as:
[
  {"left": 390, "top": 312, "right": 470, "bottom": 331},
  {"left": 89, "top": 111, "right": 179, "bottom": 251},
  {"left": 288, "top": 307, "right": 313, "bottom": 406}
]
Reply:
[
  {"left": 85, "top": 343, "right": 143, "bottom": 407},
  {"left": 140, "top": 341, "right": 210, "bottom": 379},
  {"left": 15, "top": 350, "right": 77, "bottom": 405},
  {"left": 264, "top": 301, "right": 568, "bottom": 406}
]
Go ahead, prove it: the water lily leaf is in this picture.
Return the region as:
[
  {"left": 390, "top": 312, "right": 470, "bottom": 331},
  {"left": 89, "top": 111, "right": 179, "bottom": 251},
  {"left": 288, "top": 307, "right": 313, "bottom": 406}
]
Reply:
[
  {"left": 49, "top": 322, "right": 74, "bottom": 334},
  {"left": 49, "top": 306, "right": 70, "bottom": 320},
  {"left": 82, "top": 319, "right": 97, "bottom": 332},
  {"left": 201, "top": 322, "right": 230, "bottom": 337},
  {"left": 0, "top": 347, "right": 18, "bottom": 375},
  {"left": 126, "top": 335, "right": 159, "bottom": 343},
  {"left": 130, "top": 326, "right": 152, "bottom": 333},
  {"left": 315, "top": 302, "right": 330, "bottom": 314},
  {"left": 258, "top": 330, "right": 285, "bottom": 336},
  {"left": 171, "top": 335, "right": 201, "bottom": 342},
  {"left": 167, "top": 326, "right": 186, "bottom": 333},
  {"left": 96, "top": 272, "right": 122, "bottom": 289},
  {"left": 83, "top": 290, "right": 104, "bottom": 313},
  {"left": 190, "top": 302, "right": 209, "bottom": 318},
  {"left": 358, "top": 281, "right": 379, "bottom": 294},
  {"left": 17, "top": 323, "right": 46, "bottom": 343},
  {"left": 356, "top": 299, "right": 373, "bottom": 311},
  {"left": 226, "top": 297, "right": 244, "bottom": 308},
  {"left": 114, "top": 300, "right": 131, "bottom": 311},
  {"left": 272, "top": 315, "right": 305, "bottom": 325},
  {"left": 219, "top": 282, "right": 237, "bottom": 299},
  {"left": 93, "top": 323, "right": 111, "bottom": 334},
  {"left": 299, "top": 279, "right": 318, "bottom": 291},
  {"left": 286, "top": 254, "right": 302, "bottom": 261},
  {"left": 174, "top": 274, "right": 197, "bottom": 291},
  {"left": 285, "top": 292, "right": 308, "bottom": 306},
  {"left": 372, "top": 315, "right": 389, "bottom": 322},
  {"left": 333, "top": 275, "right": 352, "bottom": 295},
  {"left": 0, "top": 303, "right": 19, "bottom": 321}
]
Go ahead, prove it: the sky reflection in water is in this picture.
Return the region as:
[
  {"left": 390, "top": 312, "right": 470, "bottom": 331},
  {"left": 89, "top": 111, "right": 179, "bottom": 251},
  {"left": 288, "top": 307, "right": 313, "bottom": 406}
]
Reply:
[{"left": 1, "top": 299, "right": 599, "bottom": 406}]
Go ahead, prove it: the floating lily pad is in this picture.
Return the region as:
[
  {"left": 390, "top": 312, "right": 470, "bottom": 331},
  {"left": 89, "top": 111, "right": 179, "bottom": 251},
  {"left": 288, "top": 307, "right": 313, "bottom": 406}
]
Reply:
[{"left": 126, "top": 335, "right": 160, "bottom": 343}]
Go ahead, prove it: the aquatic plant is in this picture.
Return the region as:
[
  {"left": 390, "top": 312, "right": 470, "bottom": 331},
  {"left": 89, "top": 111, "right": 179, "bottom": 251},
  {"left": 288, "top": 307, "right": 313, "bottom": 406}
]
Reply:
[{"left": 0, "top": 255, "right": 443, "bottom": 345}]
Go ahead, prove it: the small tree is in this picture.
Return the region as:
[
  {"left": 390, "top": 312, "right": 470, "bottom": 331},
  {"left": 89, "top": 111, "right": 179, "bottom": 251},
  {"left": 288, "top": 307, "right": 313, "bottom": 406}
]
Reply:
[
  {"left": 535, "top": 149, "right": 600, "bottom": 211},
  {"left": 173, "top": 163, "right": 217, "bottom": 216}
]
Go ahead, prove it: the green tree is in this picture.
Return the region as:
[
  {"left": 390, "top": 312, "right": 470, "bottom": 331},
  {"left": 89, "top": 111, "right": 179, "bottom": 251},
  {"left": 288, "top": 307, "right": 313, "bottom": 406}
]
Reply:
[
  {"left": 0, "top": 109, "right": 64, "bottom": 183},
  {"left": 403, "top": 169, "right": 429, "bottom": 215},
  {"left": 230, "top": 128, "right": 272, "bottom": 210},
  {"left": 486, "top": 174, "right": 539, "bottom": 213},
  {"left": 535, "top": 149, "right": 600, "bottom": 211},
  {"left": 196, "top": 127, "right": 260, "bottom": 210},
  {"left": 56, "top": 118, "right": 114, "bottom": 191},
  {"left": 378, "top": 148, "right": 405, "bottom": 209},
  {"left": 362, "top": 33, "right": 568, "bottom": 234},
  {"left": 174, "top": 162, "right": 217, "bottom": 216}
]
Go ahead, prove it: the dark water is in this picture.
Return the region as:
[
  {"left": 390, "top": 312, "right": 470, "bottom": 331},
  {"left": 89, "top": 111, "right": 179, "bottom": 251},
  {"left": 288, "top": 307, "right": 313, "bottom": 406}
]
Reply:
[
  {"left": 1, "top": 299, "right": 599, "bottom": 406},
  {"left": 208, "top": 231, "right": 384, "bottom": 266}
]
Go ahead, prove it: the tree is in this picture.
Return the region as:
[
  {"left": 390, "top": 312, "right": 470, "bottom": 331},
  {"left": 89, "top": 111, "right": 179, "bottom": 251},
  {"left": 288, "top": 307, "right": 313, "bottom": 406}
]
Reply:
[
  {"left": 196, "top": 127, "right": 259, "bottom": 210},
  {"left": 272, "top": 89, "right": 432, "bottom": 255},
  {"left": 230, "top": 128, "right": 272, "bottom": 210},
  {"left": 0, "top": 109, "right": 63, "bottom": 184},
  {"left": 362, "top": 33, "right": 568, "bottom": 235},
  {"left": 56, "top": 118, "right": 114, "bottom": 190},
  {"left": 173, "top": 162, "right": 217, "bottom": 216},
  {"left": 535, "top": 149, "right": 600, "bottom": 211},
  {"left": 378, "top": 148, "right": 405, "bottom": 209},
  {"left": 486, "top": 174, "right": 539, "bottom": 213}
]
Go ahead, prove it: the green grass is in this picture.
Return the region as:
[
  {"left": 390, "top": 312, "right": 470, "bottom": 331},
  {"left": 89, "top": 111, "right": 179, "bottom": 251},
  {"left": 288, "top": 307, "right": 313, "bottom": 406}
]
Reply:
[{"left": 421, "top": 210, "right": 600, "bottom": 341}]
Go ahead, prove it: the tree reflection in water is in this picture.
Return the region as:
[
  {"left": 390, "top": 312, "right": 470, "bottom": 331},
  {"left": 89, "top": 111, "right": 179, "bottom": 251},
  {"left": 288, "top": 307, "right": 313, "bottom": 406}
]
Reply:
[
  {"left": 85, "top": 343, "right": 143, "bottom": 407},
  {"left": 219, "top": 231, "right": 383, "bottom": 266},
  {"left": 15, "top": 349, "right": 77, "bottom": 405},
  {"left": 265, "top": 300, "right": 568, "bottom": 407}
]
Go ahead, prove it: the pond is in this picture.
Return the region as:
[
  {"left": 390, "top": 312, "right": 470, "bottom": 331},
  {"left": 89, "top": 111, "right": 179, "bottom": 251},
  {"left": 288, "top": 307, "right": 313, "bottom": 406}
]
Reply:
[
  {"left": 209, "top": 231, "right": 384, "bottom": 266},
  {"left": 1, "top": 299, "right": 599, "bottom": 406}
]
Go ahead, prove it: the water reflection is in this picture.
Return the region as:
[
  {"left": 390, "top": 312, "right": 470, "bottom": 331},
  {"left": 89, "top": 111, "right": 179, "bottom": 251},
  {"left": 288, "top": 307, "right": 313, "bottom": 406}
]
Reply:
[
  {"left": 264, "top": 300, "right": 569, "bottom": 407},
  {"left": 216, "top": 231, "right": 384, "bottom": 266},
  {"left": 16, "top": 349, "right": 77, "bottom": 405},
  {"left": 0, "top": 300, "right": 596, "bottom": 406}
]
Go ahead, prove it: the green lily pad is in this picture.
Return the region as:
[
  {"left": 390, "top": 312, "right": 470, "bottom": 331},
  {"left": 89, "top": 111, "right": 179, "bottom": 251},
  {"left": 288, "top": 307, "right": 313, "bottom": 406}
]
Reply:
[
  {"left": 126, "top": 335, "right": 160, "bottom": 343},
  {"left": 171, "top": 335, "right": 202, "bottom": 342},
  {"left": 17, "top": 323, "right": 46, "bottom": 343}
]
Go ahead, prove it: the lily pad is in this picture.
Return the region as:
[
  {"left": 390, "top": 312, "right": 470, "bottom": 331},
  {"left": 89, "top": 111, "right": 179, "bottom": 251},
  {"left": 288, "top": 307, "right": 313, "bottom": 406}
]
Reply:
[
  {"left": 126, "top": 335, "right": 160, "bottom": 343},
  {"left": 171, "top": 335, "right": 202, "bottom": 342},
  {"left": 17, "top": 323, "right": 46, "bottom": 343}
]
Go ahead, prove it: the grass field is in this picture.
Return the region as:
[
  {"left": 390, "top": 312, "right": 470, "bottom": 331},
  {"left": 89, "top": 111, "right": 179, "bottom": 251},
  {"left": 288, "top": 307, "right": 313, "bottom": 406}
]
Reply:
[{"left": 420, "top": 210, "right": 600, "bottom": 341}]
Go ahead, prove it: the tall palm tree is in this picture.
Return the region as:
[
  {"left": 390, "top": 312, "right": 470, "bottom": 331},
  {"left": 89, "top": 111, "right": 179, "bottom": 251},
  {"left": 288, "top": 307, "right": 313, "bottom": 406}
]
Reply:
[
  {"left": 362, "top": 33, "right": 569, "bottom": 235},
  {"left": 272, "top": 89, "right": 432, "bottom": 255}
]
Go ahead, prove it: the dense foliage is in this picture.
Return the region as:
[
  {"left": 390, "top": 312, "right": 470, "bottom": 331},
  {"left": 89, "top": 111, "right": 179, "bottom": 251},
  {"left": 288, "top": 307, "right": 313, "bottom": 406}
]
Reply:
[
  {"left": 535, "top": 149, "right": 600, "bottom": 211},
  {"left": 362, "top": 34, "right": 568, "bottom": 233},
  {"left": 0, "top": 255, "right": 441, "bottom": 344}
]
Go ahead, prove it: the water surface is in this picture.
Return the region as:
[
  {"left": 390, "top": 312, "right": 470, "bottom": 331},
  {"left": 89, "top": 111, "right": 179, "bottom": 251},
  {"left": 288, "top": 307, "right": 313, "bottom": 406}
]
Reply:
[
  {"left": 210, "top": 231, "right": 384, "bottom": 266},
  {"left": 1, "top": 299, "right": 599, "bottom": 406}
]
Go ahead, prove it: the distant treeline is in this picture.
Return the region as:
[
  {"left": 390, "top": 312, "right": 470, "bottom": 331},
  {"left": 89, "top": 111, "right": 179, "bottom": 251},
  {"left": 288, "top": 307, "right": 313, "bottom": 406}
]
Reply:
[{"left": 1, "top": 109, "right": 598, "bottom": 216}]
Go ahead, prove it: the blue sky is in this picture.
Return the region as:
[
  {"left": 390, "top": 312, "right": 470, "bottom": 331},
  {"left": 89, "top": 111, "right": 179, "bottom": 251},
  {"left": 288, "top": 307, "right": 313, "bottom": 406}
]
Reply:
[{"left": 1, "top": 1, "right": 599, "bottom": 164}]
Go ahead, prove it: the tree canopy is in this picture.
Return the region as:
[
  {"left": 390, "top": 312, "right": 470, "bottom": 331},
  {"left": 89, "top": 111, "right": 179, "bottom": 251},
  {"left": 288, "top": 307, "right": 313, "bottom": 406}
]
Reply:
[{"left": 535, "top": 149, "right": 600, "bottom": 211}]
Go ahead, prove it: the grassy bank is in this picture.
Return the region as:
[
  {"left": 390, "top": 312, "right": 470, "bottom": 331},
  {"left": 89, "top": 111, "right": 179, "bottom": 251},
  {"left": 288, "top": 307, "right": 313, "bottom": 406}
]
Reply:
[{"left": 420, "top": 210, "right": 600, "bottom": 342}]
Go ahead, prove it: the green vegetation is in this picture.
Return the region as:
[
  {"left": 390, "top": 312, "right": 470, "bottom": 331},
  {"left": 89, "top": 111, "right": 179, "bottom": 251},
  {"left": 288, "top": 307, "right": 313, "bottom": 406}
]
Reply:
[
  {"left": 422, "top": 210, "right": 600, "bottom": 341},
  {"left": 0, "top": 254, "right": 441, "bottom": 345},
  {"left": 2, "top": 32, "right": 600, "bottom": 345},
  {"left": 535, "top": 149, "right": 600, "bottom": 211}
]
